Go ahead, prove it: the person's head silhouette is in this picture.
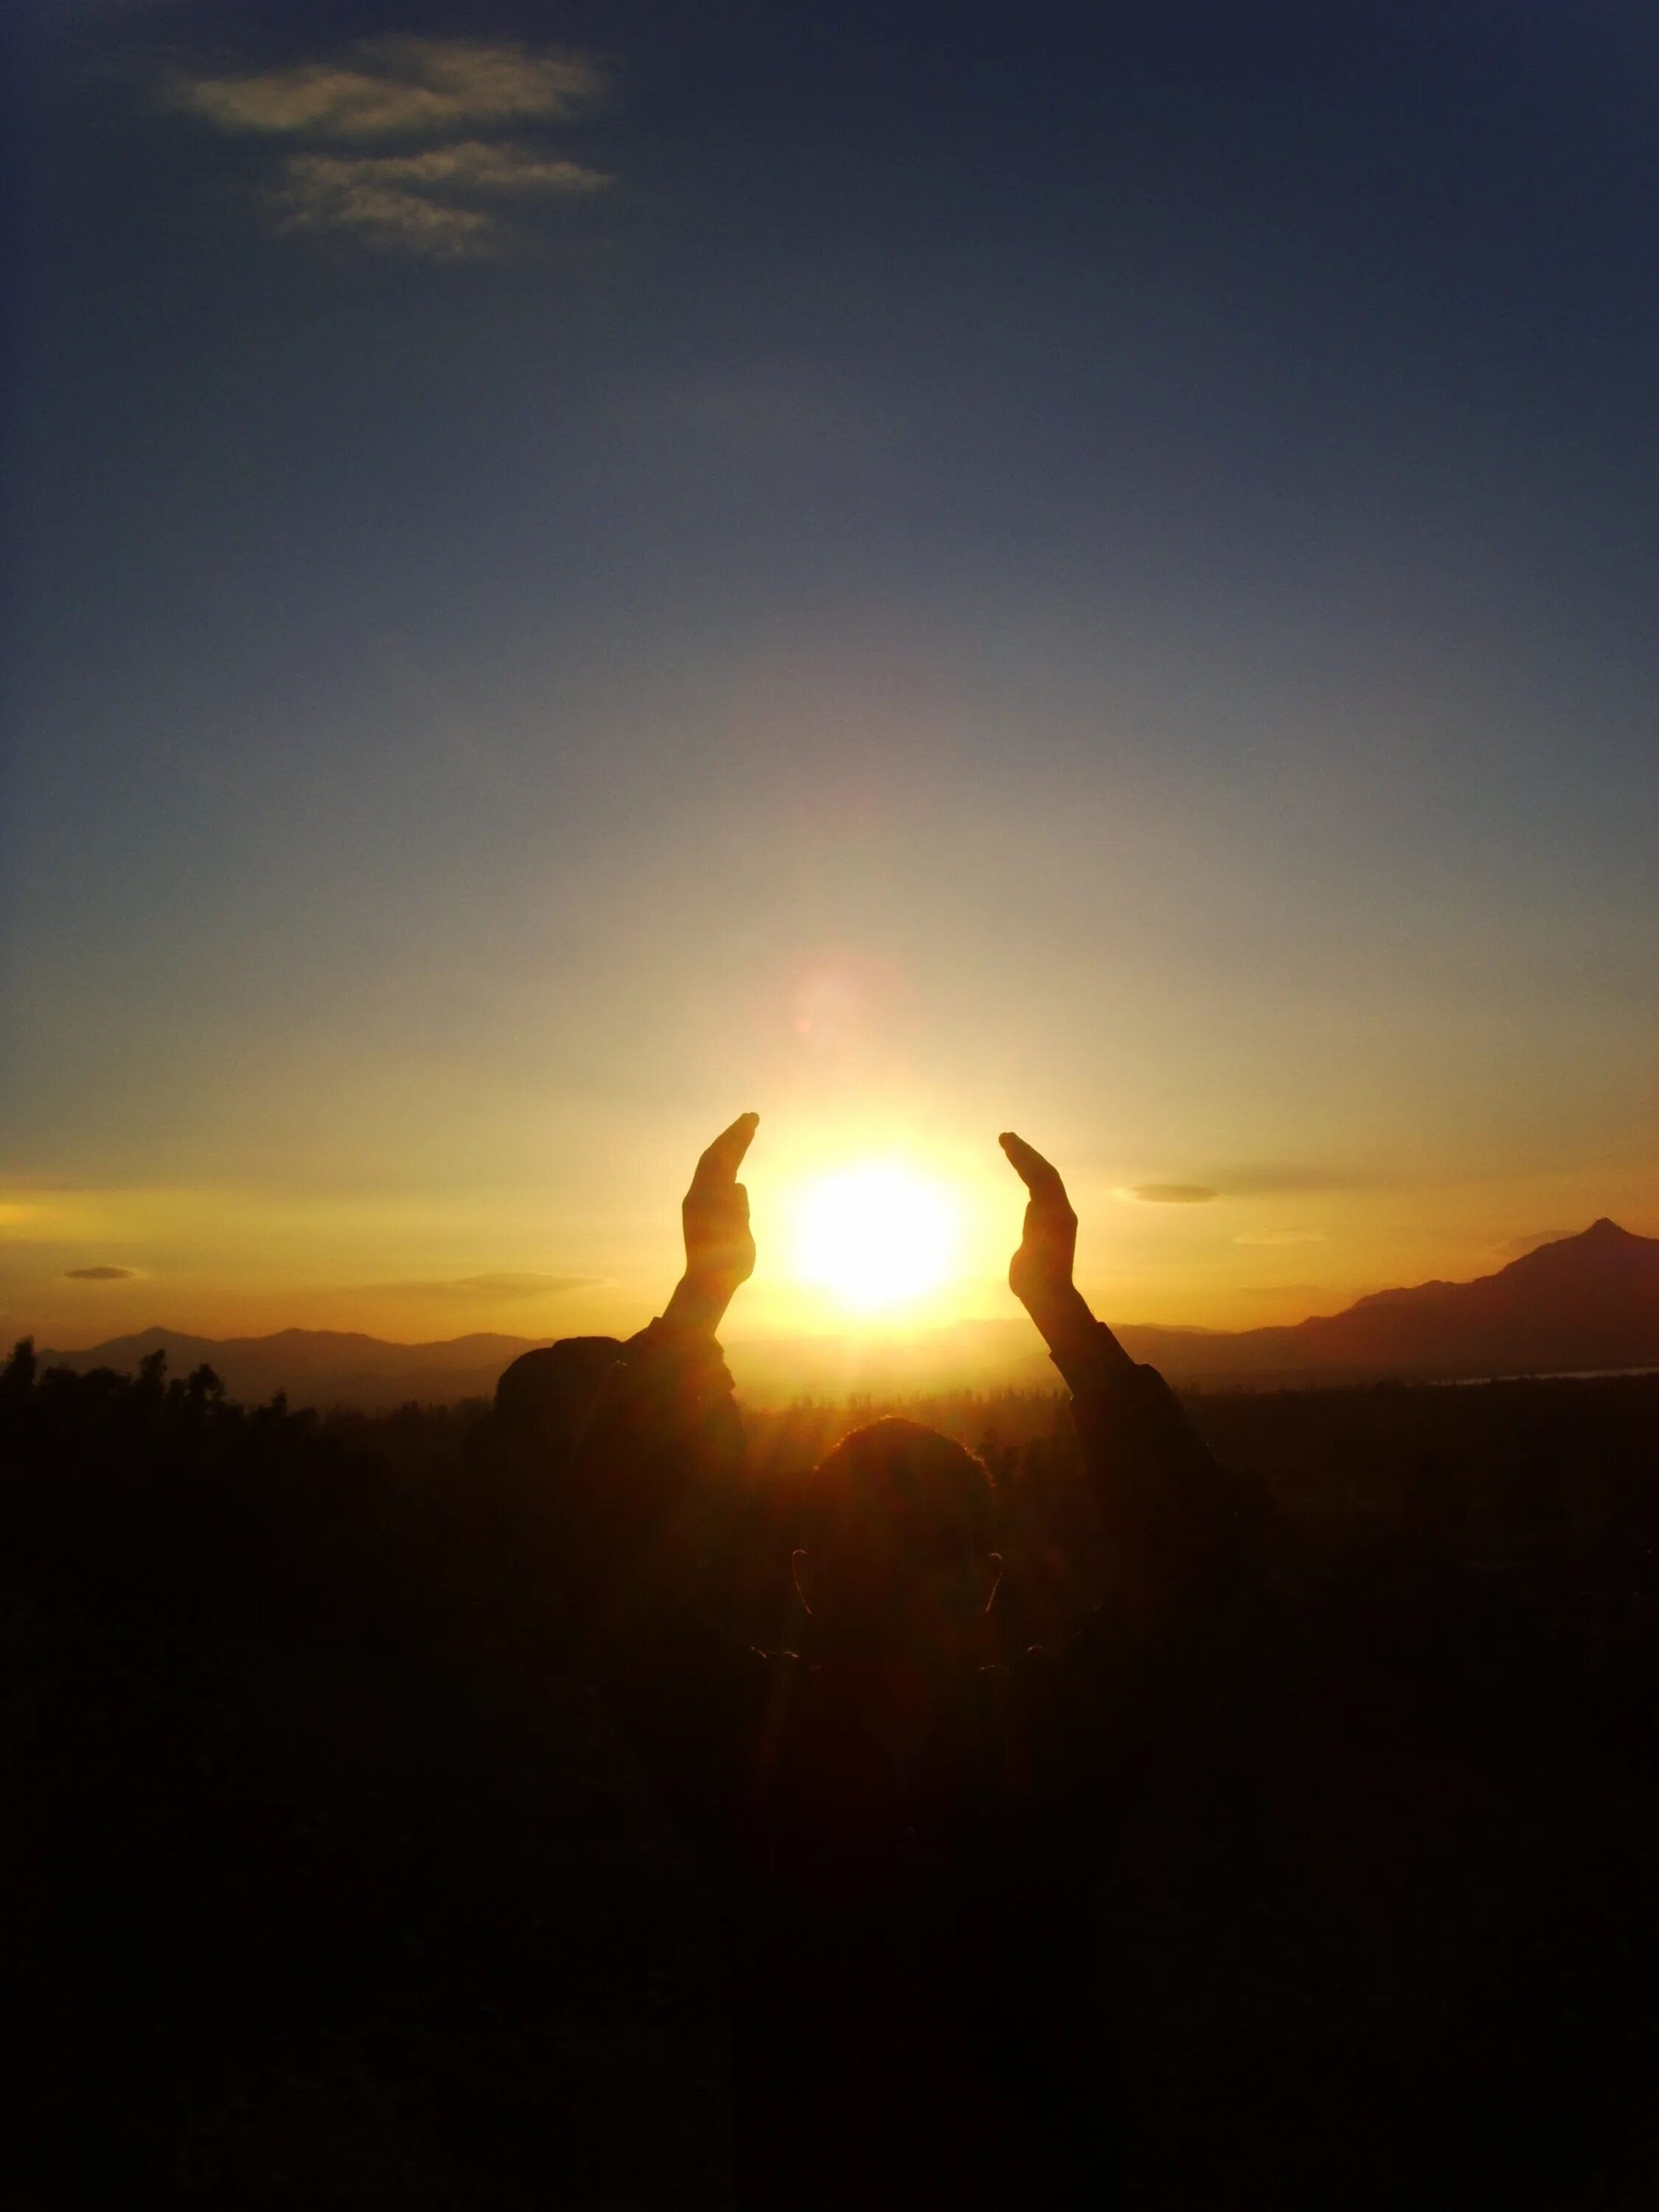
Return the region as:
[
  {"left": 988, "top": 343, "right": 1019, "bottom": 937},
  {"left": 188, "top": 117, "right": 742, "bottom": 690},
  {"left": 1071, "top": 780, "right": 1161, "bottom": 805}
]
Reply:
[{"left": 791, "top": 1417, "right": 1001, "bottom": 1672}]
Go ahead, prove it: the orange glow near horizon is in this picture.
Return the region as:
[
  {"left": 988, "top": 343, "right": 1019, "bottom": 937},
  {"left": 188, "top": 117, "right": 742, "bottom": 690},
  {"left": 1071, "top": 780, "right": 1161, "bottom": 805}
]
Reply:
[{"left": 4, "top": 1127, "right": 1658, "bottom": 1354}]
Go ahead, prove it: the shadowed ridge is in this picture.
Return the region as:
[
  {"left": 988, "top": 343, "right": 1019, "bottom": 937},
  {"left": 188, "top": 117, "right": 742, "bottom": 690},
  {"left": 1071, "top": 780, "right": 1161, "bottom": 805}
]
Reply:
[
  {"left": 1511, "top": 1217, "right": 1646, "bottom": 1264},
  {"left": 1119, "top": 1218, "right": 1659, "bottom": 1384},
  {"left": 31, "top": 1325, "right": 552, "bottom": 1411},
  {"left": 1346, "top": 1220, "right": 1656, "bottom": 1312}
]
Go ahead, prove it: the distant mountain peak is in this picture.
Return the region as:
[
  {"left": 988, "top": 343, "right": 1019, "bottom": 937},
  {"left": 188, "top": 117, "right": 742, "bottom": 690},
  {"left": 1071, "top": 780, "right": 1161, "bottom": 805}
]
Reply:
[{"left": 1510, "top": 1218, "right": 1650, "bottom": 1270}]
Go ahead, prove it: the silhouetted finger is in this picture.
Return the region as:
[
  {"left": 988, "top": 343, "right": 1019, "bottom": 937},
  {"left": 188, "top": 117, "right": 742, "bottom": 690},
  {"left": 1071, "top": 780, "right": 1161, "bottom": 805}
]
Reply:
[
  {"left": 998, "top": 1131, "right": 1068, "bottom": 1205},
  {"left": 693, "top": 1111, "right": 759, "bottom": 1190}
]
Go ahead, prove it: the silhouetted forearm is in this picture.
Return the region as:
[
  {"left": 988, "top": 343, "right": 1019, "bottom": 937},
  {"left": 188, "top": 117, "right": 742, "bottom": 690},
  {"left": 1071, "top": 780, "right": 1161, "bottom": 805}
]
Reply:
[
  {"left": 559, "top": 1315, "right": 745, "bottom": 1651},
  {"left": 1052, "top": 1324, "right": 1248, "bottom": 1644}
]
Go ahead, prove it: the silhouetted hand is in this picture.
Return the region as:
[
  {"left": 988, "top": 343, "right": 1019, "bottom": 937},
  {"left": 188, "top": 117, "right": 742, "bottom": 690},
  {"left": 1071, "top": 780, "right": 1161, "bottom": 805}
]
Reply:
[
  {"left": 661, "top": 1113, "right": 759, "bottom": 1340},
  {"left": 999, "top": 1131, "right": 1125, "bottom": 1368},
  {"left": 1000, "top": 1132, "right": 1076, "bottom": 1308}
]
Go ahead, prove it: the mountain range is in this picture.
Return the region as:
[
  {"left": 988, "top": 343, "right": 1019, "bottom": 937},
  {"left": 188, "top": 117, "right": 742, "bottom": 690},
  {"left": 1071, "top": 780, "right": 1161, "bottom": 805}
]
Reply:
[
  {"left": 30, "top": 1220, "right": 1659, "bottom": 1409},
  {"left": 27, "top": 1328, "right": 534, "bottom": 1413},
  {"left": 1117, "top": 1217, "right": 1659, "bottom": 1385}
]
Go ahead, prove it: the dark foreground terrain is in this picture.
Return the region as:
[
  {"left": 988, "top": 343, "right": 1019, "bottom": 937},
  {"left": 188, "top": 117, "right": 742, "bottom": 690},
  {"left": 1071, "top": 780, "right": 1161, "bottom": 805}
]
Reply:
[{"left": 4, "top": 1343, "right": 1658, "bottom": 2208}]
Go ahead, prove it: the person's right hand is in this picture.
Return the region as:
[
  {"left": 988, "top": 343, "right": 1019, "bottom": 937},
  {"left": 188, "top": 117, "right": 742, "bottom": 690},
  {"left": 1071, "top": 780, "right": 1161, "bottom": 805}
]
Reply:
[
  {"left": 661, "top": 1113, "right": 759, "bottom": 1340},
  {"left": 684, "top": 1113, "right": 758, "bottom": 1295}
]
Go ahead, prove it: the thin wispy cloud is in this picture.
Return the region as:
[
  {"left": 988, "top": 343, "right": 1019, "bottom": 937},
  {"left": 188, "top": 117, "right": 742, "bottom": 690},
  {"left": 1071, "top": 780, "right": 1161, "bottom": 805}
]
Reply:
[
  {"left": 1116, "top": 1164, "right": 1364, "bottom": 1206},
  {"left": 63, "top": 1264, "right": 138, "bottom": 1281},
  {"left": 272, "top": 143, "right": 610, "bottom": 255},
  {"left": 163, "top": 38, "right": 613, "bottom": 259},
  {"left": 274, "top": 184, "right": 492, "bottom": 258},
  {"left": 282, "top": 142, "right": 609, "bottom": 192},
  {"left": 166, "top": 40, "right": 607, "bottom": 140}
]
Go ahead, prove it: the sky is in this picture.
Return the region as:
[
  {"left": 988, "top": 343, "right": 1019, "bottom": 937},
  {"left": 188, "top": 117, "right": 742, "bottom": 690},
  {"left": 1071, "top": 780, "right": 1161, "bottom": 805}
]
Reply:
[{"left": 3, "top": 0, "right": 1657, "bottom": 1352}]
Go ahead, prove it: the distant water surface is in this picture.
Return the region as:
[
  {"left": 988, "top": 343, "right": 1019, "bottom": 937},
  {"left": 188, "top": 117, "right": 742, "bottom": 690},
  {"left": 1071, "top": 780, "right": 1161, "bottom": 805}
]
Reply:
[{"left": 1437, "top": 1365, "right": 1659, "bottom": 1386}]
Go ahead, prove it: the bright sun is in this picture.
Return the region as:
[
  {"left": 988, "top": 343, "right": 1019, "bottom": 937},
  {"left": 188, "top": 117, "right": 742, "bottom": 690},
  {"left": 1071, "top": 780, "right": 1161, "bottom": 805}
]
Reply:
[{"left": 791, "top": 1162, "right": 958, "bottom": 1310}]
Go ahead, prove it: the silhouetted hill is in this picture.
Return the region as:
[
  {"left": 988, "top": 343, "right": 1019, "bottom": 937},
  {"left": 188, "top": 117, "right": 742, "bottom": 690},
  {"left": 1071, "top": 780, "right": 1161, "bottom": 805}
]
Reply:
[
  {"left": 32, "top": 1222, "right": 1659, "bottom": 1405},
  {"left": 32, "top": 1326, "right": 550, "bottom": 1410},
  {"left": 1119, "top": 1220, "right": 1659, "bottom": 1384}
]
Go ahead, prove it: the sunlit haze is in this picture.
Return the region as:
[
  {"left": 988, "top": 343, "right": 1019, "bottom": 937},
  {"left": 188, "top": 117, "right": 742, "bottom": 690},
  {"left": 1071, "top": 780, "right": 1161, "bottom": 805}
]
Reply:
[{"left": 4, "top": 6, "right": 1658, "bottom": 1354}]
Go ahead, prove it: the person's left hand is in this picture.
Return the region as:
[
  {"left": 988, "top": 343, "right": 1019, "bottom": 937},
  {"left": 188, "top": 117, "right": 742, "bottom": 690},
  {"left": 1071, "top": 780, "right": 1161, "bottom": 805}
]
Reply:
[
  {"left": 662, "top": 1113, "right": 759, "bottom": 1338},
  {"left": 998, "top": 1130, "right": 1124, "bottom": 1369},
  {"left": 999, "top": 1131, "right": 1078, "bottom": 1324}
]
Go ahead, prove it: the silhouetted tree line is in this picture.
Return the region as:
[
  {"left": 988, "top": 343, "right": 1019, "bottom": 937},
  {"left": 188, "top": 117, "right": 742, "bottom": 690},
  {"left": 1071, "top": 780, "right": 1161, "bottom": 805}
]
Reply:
[
  {"left": 0, "top": 1339, "right": 486, "bottom": 1655},
  {"left": 0, "top": 1340, "right": 1110, "bottom": 1665},
  {"left": 5, "top": 1338, "right": 1659, "bottom": 1667}
]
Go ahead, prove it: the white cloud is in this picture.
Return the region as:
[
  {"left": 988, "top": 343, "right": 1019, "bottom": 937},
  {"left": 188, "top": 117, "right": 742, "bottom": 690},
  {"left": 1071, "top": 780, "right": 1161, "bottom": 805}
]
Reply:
[{"left": 167, "top": 39, "right": 608, "bottom": 140}]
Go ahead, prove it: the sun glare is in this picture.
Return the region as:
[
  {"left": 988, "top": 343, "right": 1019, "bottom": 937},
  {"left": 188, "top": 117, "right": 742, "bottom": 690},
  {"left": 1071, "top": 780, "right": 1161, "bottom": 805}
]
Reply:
[{"left": 791, "top": 1163, "right": 958, "bottom": 1310}]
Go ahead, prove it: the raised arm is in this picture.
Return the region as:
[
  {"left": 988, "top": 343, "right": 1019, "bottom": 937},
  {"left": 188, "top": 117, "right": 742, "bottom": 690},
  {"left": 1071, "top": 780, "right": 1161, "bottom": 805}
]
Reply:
[
  {"left": 490, "top": 1115, "right": 759, "bottom": 1646},
  {"left": 580, "top": 1110, "right": 757, "bottom": 1561},
  {"left": 999, "top": 1132, "right": 1250, "bottom": 1643}
]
